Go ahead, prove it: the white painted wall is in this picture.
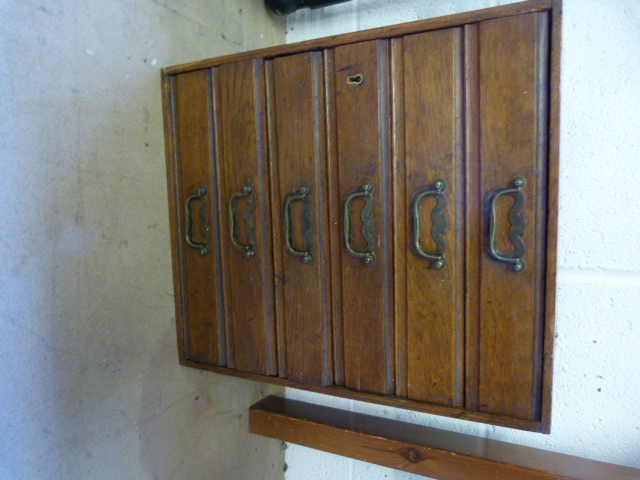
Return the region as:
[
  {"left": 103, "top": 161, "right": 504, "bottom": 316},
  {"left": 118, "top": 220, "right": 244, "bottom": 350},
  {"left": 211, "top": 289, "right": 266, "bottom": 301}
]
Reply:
[
  {"left": 0, "top": 1, "right": 285, "bottom": 479},
  {"left": 285, "top": 1, "right": 640, "bottom": 478}
]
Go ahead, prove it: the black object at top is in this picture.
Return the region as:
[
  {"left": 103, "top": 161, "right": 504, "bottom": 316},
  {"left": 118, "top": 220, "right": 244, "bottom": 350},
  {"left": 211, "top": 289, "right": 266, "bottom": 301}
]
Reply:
[{"left": 265, "top": 0, "right": 352, "bottom": 15}]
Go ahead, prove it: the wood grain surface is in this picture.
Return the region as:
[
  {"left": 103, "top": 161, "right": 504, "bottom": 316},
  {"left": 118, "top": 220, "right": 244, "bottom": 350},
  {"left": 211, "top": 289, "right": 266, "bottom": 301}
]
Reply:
[
  {"left": 268, "top": 51, "right": 333, "bottom": 386},
  {"left": 475, "top": 11, "right": 549, "bottom": 421},
  {"left": 250, "top": 396, "right": 640, "bottom": 480},
  {"left": 168, "top": 70, "right": 224, "bottom": 366},
  {"left": 331, "top": 40, "right": 394, "bottom": 395},
  {"left": 214, "top": 59, "right": 276, "bottom": 375},
  {"left": 393, "top": 28, "right": 465, "bottom": 407}
]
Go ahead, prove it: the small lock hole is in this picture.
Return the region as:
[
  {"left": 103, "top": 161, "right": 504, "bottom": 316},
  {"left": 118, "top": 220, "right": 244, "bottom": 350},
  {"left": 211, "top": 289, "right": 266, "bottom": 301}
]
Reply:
[{"left": 347, "top": 74, "right": 363, "bottom": 85}]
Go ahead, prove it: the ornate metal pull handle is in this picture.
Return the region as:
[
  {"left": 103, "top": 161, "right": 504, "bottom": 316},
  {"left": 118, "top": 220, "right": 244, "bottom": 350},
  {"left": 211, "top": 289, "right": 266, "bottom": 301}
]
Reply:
[
  {"left": 410, "top": 179, "right": 447, "bottom": 269},
  {"left": 185, "top": 186, "right": 210, "bottom": 256},
  {"left": 343, "top": 181, "right": 376, "bottom": 265},
  {"left": 485, "top": 176, "right": 526, "bottom": 272},
  {"left": 229, "top": 185, "right": 256, "bottom": 258},
  {"left": 284, "top": 186, "right": 313, "bottom": 264}
]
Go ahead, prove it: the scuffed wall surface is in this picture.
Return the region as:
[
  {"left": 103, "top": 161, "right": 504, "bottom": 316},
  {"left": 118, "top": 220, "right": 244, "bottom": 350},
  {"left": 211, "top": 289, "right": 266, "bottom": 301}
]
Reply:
[
  {"left": 285, "top": 1, "right": 640, "bottom": 479},
  {"left": 0, "top": 1, "right": 285, "bottom": 479}
]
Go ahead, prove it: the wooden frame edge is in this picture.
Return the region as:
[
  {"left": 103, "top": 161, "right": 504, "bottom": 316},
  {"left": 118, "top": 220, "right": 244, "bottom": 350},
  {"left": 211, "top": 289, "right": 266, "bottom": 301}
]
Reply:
[
  {"left": 161, "top": 70, "right": 187, "bottom": 365},
  {"left": 539, "top": 0, "right": 562, "bottom": 434},
  {"left": 163, "top": 0, "right": 554, "bottom": 75},
  {"left": 184, "top": 359, "right": 542, "bottom": 431}
]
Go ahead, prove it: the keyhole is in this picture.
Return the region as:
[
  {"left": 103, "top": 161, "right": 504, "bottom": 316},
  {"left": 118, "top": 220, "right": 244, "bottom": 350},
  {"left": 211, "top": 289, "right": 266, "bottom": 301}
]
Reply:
[{"left": 347, "top": 74, "right": 363, "bottom": 85}]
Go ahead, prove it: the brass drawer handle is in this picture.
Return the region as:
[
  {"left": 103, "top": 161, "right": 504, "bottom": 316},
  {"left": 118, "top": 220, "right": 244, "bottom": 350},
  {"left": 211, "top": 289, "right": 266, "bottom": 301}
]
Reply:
[
  {"left": 229, "top": 185, "right": 256, "bottom": 258},
  {"left": 284, "top": 186, "right": 313, "bottom": 264},
  {"left": 410, "top": 179, "right": 447, "bottom": 269},
  {"left": 343, "top": 181, "right": 376, "bottom": 265},
  {"left": 485, "top": 176, "right": 526, "bottom": 272},
  {"left": 185, "top": 186, "right": 210, "bottom": 256}
]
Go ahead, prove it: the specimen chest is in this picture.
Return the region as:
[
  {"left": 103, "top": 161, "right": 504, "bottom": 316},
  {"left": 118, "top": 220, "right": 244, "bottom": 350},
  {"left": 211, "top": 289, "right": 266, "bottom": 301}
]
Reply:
[{"left": 162, "top": 0, "right": 560, "bottom": 432}]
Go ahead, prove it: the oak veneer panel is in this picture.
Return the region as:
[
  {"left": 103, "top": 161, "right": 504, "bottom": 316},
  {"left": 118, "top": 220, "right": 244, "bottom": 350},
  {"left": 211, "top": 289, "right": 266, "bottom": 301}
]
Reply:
[
  {"left": 332, "top": 40, "right": 394, "bottom": 395},
  {"left": 394, "top": 28, "right": 464, "bottom": 407},
  {"left": 268, "top": 51, "right": 332, "bottom": 386},
  {"left": 250, "top": 396, "right": 640, "bottom": 480},
  {"left": 476, "top": 12, "right": 549, "bottom": 421},
  {"left": 170, "top": 70, "right": 224, "bottom": 366},
  {"left": 214, "top": 59, "right": 276, "bottom": 375}
]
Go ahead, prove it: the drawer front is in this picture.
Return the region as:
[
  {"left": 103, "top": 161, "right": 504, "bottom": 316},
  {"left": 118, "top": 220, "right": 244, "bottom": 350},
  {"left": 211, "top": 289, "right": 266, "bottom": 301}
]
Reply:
[
  {"left": 393, "top": 27, "right": 465, "bottom": 407},
  {"left": 268, "top": 51, "right": 333, "bottom": 386},
  {"left": 473, "top": 11, "right": 551, "bottom": 421},
  {"left": 214, "top": 59, "right": 277, "bottom": 376},
  {"left": 168, "top": 70, "right": 225, "bottom": 366},
  {"left": 329, "top": 40, "right": 395, "bottom": 395}
]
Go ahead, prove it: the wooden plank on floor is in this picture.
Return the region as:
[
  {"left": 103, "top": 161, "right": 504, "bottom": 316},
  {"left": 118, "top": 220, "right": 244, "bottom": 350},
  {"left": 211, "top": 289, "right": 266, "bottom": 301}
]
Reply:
[{"left": 249, "top": 396, "right": 640, "bottom": 480}]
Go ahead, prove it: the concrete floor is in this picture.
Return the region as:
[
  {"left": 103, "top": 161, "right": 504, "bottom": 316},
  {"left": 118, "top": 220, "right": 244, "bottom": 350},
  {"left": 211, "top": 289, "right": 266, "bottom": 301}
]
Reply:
[{"left": 0, "top": 1, "right": 285, "bottom": 478}]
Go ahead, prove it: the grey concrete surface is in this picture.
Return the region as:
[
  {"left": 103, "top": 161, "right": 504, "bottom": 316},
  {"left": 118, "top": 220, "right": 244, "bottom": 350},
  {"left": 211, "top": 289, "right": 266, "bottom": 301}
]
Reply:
[{"left": 0, "top": 1, "right": 285, "bottom": 478}]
